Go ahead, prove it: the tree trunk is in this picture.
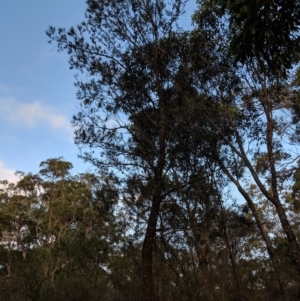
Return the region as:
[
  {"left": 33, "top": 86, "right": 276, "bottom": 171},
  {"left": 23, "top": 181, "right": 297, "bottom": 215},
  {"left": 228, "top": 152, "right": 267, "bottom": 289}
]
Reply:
[
  {"left": 263, "top": 92, "right": 300, "bottom": 273},
  {"left": 219, "top": 161, "right": 286, "bottom": 299},
  {"left": 142, "top": 195, "right": 161, "bottom": 301}
]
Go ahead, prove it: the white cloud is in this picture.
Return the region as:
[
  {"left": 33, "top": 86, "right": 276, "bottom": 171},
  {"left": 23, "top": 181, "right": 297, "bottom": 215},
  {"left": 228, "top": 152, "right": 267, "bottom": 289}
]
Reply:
[
  {"left": 0, "top": 161, "right": 18, "bottom": 183},
  {"left": 0, "top": 97, "right": 71, "bottom": 131}
]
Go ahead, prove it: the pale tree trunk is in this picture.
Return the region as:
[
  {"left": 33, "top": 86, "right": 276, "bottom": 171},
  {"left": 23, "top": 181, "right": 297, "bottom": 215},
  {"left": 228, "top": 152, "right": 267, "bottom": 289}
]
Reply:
[{"left": 219, "top": 161, "right": 286, "bottom": 299}]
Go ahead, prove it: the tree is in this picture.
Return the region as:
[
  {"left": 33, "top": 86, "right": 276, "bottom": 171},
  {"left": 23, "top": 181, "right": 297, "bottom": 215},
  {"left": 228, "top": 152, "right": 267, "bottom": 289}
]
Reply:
[
  {"left": 198, "top": 0, "right": 300, "bottom": 77},
  {"left": 190, "top": 1, "right": 300, "bottom": 283},
  {"left": 0, "top": 158, "right": 120, "bottom": 301},
  {"left": 47, "top": 1, "right": 189, "bottom": 299},
  {"left": 46, "top": 0, "right": 234, "bottom": 299}
]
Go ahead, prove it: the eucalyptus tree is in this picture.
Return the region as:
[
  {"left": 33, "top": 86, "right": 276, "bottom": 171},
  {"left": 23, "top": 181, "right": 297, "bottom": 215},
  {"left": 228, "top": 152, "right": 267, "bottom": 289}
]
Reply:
[
  {"left": 46, "top": 0, "right": 238, "bottom": 299},
  {"left": 0, "top": 158, "right": 120, "bottom": 301},
  {"left": 190, "top": 3, "right": 300, "bottom": 286}
]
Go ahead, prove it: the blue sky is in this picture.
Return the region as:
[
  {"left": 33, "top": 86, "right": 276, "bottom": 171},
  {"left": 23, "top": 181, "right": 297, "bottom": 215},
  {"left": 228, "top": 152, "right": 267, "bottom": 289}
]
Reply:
[{"left": 0, "top": 1, "right": 195, "bottom": 182}]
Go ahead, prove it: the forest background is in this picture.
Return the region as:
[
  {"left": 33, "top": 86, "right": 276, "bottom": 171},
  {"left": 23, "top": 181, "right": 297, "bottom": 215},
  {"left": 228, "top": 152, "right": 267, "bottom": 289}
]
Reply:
[{"left": 1, "top": 1, "right": 300, "bottom": 301}]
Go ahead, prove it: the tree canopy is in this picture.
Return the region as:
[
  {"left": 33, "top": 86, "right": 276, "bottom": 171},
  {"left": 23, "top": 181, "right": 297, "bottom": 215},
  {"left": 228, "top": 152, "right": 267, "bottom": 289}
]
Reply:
[{"left": 199, "top": 0, "right": 300, "bottom": 77}]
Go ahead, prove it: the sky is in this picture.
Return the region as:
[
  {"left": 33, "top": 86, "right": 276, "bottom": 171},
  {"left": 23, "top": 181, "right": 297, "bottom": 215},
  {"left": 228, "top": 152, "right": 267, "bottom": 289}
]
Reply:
[{"left": 0, "top": 0, "right": 196, "bottom": 182}]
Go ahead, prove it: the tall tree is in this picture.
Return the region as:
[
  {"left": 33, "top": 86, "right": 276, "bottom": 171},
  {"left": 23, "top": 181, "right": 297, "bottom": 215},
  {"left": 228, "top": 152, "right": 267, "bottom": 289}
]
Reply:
[
  {"left": 189, "top": 5, "right": 300, "bottom": 290},
  {"left": 46, "top": 1, "right": 244, "bottom": 298},
  {"left": 47, "top": 2, "right": 188, "bottom": 300}
]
